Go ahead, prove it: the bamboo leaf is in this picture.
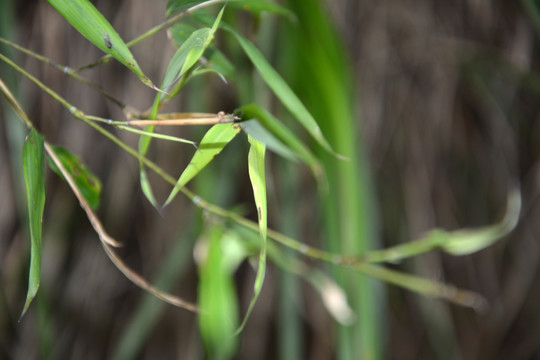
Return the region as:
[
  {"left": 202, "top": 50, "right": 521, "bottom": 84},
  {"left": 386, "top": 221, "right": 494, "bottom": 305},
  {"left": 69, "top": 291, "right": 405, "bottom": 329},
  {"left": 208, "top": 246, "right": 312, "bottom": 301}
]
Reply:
[
  {"left": 47, "top": 146, "right": 101, "bottom": 210},
  {"left": 237, "top": 104, "right": 323, "bottom": 181},
  {"left": 198, "top": 225, "right": 239, "bottom": 359},
  {"left": 235, "top": 135, "right": 267, "bottom": 334},
  {"left": 20, "top": 129, "right": 46, "bottom": 318},
  {"left": 47, "top": 0, "right": 158, "bottom": 90},
  {"left": 361, "top": 188, "right": 522, "bottom": 262},
  {"left": 137, "top": 125, "right": 159, "bottom": 209},
  {"left": 441, "top": 188, "right": 521, "bottom": 255},
  {"left": 171, "top": 23, "right": 235, "bottom": 80},
  {"left": 163, "top": 123, "right": 241, "bottom": 208},
  {"left": 240, "top": 119, "right": 298, "bottom": 161},
  {"left": 162, "top": 6, "right": 224, "bottom": 94},
  {"left": 225, "top": 27, "right": 340, "bottom": 157},
  {"left": 138, "top": 7, "right": 224, "bottom": 209}
]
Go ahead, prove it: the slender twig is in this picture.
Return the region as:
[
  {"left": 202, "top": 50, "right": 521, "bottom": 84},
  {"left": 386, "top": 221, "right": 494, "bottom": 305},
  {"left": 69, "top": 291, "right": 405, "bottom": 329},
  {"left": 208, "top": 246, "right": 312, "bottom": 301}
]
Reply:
[
  {"left": 125, "top": 116, "right": 236, "bottom": 127},
  {"left": 0, "top": 37, "right": 127, "bottom": 109},
  {"left": 1, "top": 51, "right": 490, "bottom": 310}
]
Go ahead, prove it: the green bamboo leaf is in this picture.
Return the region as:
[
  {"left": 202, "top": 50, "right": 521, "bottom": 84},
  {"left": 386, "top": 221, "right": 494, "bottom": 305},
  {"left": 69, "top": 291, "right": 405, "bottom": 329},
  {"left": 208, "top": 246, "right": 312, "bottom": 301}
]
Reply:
[
  {"left": 163, "top": 28, "right": 212, "bottom": 93},
  {"left": 235, "top": 135, "right": 267, "bottom": 334},
  {"left": 441, "top": 189, "right": 521, "bottom": 255},
  {"left": 192, "top": 67, "right": 227, "bottom": 83},
  {"left": 237, "top": 104, "right": 323, "bottom": 180},
  {"left": 137, "top": 8, "right": 224, "bottom": 209},
  {"left": 20, "top": 129, "right": 46, "bottom": 318},
  {"left": 240, "top": 119, "right": 298, "bottom": 161},
  {"left": 47, "top": 0, "right": 158, "bottom": 90},
  {"left": 171, "top": 23, "right": 235, "bottom": 80},
  {"left": 162, "top": 5, "right": 223, "bottom": 94},
  {"left": 225, "top": 27, "right": 340, "bottom": 157},
  {"left": 163, "top": 123, "right": 241, "bottom": 208},
  {"left": 47, "top": 146, "right": 102, "bottom": 210},
  {"left": 198, "top": 225, "right": 240, "bottom": 359}
]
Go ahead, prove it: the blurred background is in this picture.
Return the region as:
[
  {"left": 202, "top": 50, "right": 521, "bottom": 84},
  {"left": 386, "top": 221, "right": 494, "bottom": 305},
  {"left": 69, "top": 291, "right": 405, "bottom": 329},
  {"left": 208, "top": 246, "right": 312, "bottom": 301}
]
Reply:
[{"left": 1, "top": 0, "right": 539, "bottom": 359}]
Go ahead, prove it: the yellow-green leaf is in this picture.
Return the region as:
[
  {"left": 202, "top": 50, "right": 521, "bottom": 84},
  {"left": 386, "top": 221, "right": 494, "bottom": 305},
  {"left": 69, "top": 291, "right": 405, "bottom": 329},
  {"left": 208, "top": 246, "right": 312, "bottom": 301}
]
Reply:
[
  {"left": 47, "top": 0, "right": 158, "bottom": 90},
  {"left": 163, "top": 123, "right": 241, "bottom": 208},
  {"left": 235, "top": 135, "right": 267, "bottom": 334},
  {"left": 441, "top": 189, "right": 521, "bottom": 255},
  {"left": 21, "top": 129, "right": 46, "bottom": 318},
  {"left": 237, "top": 104, "right": 323, "bottom": 181},
  {"left": 225, "top": 26, "right": 340, "bottom": 157}
]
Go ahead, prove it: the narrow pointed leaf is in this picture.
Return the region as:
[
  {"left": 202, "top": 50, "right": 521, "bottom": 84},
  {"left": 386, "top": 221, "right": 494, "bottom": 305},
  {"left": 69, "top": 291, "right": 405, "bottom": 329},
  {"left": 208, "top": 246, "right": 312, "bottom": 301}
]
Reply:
[
  {"left": 171, "top": 23, "right": 235, "bottom": 80},
  {"left": 47, "top": 146, "right": 101, "bottom": 210},
  {"left": 235, "top": 135, "right": 267, "bottom": 334},
  {"left": 441, "top": 188, "right": 521, "bottom": 255},
  {"left": 240, "top": 119, "right": 298, "bottom": 161},
  {"left": 163, "top": 123, "right": 241, "bottom": 207},
  {"left": 225, "top": 27, "right": 339, "bottom": 156},
  {"left": 21, "top": 129, "right": 46, "bottom": 318},
  {"left": 47, "top": 0, "right": 158, "bottom": 90},
  {"left": 237, "top": 104, "right": 323, "bottom": 180},
  {"left": 138, "top": 7, "right": 224, "bottom": 208},
  {"left": 161, "top": 6, "right": 224, "bottom": 94},
  {"left": 138, "top": 125, "right": 159, "bottom": 210}
]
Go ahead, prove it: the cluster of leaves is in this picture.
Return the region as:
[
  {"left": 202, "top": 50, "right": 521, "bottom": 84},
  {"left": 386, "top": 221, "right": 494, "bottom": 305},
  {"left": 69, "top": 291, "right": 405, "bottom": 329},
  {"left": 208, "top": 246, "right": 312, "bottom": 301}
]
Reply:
[{"left": 0, "top": 0, "right": 522, "bottom": 357}]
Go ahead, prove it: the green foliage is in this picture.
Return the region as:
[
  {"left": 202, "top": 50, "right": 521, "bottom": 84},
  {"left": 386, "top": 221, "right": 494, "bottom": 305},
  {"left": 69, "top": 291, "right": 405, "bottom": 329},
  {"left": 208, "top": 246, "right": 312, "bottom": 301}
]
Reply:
[
  {"left": 0, "top": 0, "right": 524, "bottom": 358},
  {"left": 235, "top": 135, "right": 267, "bottom": 333},
  {"left": 21, "top": 129, "right": 46, "bottom": 318},
  {"left": 163, "top": 122, "right": 242, "bottom": 208}
]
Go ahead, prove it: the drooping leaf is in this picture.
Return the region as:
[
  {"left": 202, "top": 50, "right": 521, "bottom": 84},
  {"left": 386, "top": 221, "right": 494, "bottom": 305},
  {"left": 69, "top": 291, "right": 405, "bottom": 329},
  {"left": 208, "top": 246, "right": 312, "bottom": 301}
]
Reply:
[
  {"left": 235, "top": 135, "right": 267, "bottom": 334},
  {"left": 21, "top": 129, "right": 46, "bottom": 318},
  {"left": 163, "top": 123, "right": 242, "bottom": 208},
  {"left": 47, "top": 146, "right": 101, "bottom": 210},
  {"left": 441, "top": 188, "right": 521, "bottom": 255},
  {"left": 240, "top": 119, "right": 297, "bottom": 161},
  {"left": 47, "top": 0, "right": 158, "bottom": 90},
  {"left": 198, "top": 225, "right": 240, "bottom": 359},
  {"left": 360, "top": 188, "right": 522, "bottom": 263},
  {"left": 237, "top": 104, "right": 323, "bottom": 180}
]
